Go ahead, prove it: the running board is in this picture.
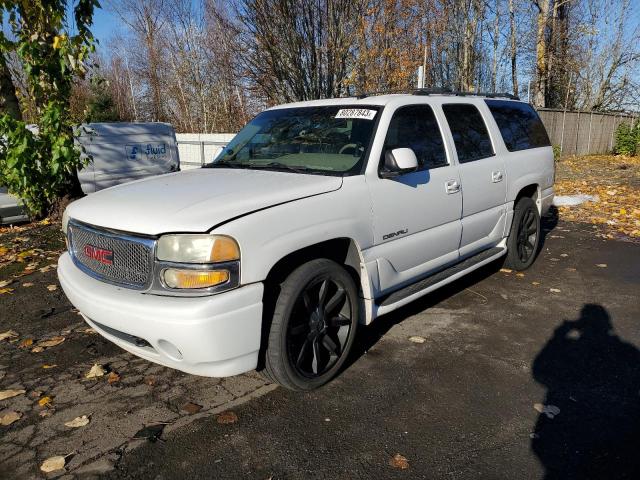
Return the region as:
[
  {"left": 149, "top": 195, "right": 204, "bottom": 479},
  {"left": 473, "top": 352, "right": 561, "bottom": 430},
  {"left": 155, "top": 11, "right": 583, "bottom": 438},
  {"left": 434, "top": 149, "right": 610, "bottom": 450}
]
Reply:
[{"left": 376, "top": 247, "right": 506, "bottom": 309}]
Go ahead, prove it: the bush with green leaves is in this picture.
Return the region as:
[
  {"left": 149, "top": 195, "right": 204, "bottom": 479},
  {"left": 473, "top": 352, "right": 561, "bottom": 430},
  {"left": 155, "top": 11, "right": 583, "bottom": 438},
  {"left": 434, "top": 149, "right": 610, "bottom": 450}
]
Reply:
[
  {"left": 0, "top": 0, "right": 98, "bottom": 218},
  {"left": 613, "top": 121, "right": 639, "bottom": 156}
]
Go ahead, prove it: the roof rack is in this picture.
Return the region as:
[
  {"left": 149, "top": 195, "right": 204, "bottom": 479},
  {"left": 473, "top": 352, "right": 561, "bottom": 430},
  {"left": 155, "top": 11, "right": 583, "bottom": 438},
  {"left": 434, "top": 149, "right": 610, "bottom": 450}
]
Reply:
[
  {"left": 413, "top": 88, "right": 520, "bottom": 100},
  {"left": 352, "top": 88, "right": 520, "bottom": 101}
]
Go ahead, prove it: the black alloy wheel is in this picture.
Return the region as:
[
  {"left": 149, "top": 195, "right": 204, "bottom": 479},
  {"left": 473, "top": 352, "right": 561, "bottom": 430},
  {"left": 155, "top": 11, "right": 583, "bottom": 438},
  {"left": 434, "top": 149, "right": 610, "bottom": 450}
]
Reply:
[{"left": 263, "top": 258, "right": 359, "bottom": 390}]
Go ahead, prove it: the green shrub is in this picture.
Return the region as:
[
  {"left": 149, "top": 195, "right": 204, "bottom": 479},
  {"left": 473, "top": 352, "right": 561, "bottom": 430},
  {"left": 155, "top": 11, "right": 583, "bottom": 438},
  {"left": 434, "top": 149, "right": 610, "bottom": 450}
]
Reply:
[
  {"left": 552, "top": 144, "right": 561, "bottom": 161},
  {"left": 614, "top": 121, "right": 639, "bottom": 156}
]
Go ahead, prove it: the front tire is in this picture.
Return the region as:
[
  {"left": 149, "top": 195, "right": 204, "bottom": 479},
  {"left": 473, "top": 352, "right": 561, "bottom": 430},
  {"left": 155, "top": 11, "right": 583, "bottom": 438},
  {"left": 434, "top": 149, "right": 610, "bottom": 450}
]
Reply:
[
  {"left": 504, "top": 196, "right": 541, "bottom": 270},
  {"left": 263, "top": 259, "right": 359, "bottom": 391}
]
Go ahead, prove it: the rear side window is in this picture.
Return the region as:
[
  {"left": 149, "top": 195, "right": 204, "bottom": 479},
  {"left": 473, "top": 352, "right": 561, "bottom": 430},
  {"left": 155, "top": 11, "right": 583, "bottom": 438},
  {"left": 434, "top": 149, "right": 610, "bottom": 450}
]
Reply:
[
  {"left": 442, "top": 104, "right": 494, "bottom": 163},
  {"left": 485, "top": 100, "right": 550, "bottom": 151},
  {"left": 383, "top": 105, "right": 448, "bottom": 170}
]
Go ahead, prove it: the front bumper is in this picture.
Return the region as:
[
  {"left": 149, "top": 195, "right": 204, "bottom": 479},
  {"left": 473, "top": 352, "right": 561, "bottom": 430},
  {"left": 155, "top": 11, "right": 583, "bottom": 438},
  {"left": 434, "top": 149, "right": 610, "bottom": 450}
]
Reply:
[{"left": 58, "top": 252, "right": 263, "bottom": 377}]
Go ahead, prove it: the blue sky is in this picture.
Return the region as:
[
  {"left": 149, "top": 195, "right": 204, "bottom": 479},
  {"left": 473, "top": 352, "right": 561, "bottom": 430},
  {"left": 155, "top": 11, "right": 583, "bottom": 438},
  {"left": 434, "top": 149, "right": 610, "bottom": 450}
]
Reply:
[{"left": 91, "top": 5, "right": 122, "bottom": 49}]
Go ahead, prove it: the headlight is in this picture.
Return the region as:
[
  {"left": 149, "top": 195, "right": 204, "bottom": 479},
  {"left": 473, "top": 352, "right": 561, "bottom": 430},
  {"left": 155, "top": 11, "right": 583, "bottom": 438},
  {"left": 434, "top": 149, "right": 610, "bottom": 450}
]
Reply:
[
  {"left": 154, "top": 234, "right": 240, "bottom": 294},
  {"left": 156, "top": 235, "right": 239, "bottom": 263}
]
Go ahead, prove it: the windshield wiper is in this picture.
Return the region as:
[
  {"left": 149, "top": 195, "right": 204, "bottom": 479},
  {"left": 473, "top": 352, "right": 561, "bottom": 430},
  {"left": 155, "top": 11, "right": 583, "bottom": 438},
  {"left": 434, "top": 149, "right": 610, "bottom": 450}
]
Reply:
[
  {"left": 203, "top": 159, "right": 243, "bottom": 169},
  {"left": 247, "top": 162, "right": 314, "bottom": 174}
]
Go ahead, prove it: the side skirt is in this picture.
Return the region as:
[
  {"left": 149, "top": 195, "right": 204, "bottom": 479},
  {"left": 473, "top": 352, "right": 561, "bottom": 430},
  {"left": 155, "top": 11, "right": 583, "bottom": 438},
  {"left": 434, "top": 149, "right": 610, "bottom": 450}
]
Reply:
[{"left": 373, "top": 246, "right": 507, "bottom": 318}]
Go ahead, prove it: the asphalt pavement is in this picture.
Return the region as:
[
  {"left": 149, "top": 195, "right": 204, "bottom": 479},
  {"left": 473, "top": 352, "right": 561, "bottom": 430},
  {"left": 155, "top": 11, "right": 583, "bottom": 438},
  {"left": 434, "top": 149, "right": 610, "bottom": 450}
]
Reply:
[{"left": 1, "top": 217, "right": 639, "bottom": 479}]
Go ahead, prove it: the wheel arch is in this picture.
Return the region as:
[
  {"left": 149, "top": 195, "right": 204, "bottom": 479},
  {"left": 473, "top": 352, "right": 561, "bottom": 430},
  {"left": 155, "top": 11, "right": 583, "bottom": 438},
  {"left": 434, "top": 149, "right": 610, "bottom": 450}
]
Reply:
[{"left": 257, "top": 237, "right": 368, "bottom": 372}]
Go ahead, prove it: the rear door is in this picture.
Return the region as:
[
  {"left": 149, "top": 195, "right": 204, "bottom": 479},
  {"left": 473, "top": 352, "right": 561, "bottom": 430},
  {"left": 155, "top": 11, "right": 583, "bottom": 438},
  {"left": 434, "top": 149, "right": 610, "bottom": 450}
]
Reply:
[
  {"left": 367, "top": 104, "right": 462, "bottom": 293},
  {"left": 441, "top": 103, "right": 507, "bottom": 257}
]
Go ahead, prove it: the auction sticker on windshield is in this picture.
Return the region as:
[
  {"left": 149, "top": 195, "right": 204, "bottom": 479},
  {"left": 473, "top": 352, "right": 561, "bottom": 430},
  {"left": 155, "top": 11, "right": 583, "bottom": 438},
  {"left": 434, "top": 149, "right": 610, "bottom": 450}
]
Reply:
[{"left": 335, "top": 109, "right": 377, "bottom": 120}]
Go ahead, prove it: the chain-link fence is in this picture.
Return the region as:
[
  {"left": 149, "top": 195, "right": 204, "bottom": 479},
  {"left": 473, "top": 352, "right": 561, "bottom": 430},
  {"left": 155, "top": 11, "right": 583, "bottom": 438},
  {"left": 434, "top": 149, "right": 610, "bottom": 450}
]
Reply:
[{"left": 537, "top": 109, "right": 638, "bottom": 156}]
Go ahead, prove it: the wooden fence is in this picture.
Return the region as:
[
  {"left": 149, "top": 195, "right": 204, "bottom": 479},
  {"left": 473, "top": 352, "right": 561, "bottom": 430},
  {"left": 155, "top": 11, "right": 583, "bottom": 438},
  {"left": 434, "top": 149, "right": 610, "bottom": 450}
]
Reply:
[{"left": 537, "top": 108, "right": 638, "bottom": 156}]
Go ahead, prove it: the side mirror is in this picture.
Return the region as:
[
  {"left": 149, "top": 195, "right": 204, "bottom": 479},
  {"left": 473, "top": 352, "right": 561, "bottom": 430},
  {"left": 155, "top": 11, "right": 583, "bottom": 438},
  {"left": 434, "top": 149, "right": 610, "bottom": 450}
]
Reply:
[{"left": 381, "top": 148, "right": 419, "bottom": 178}]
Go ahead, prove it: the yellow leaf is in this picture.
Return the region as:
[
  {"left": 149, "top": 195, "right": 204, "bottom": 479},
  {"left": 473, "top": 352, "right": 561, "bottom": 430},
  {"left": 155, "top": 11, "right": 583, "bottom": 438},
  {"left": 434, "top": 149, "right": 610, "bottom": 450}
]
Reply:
[
  {"left": 46, "top": 284, "right": 58, "bottom": 291},
  {"left": 52, "top": 35, "right": 66, "bottom": 50},
  {"left": 18, "top": 338, "right": 33, "bottom": 348},
  {"left": 0, "top": 288, "right": 14, "bottom": 295},
  {"left": 38, "top": 396, "right": 53, "bottom": 407},
  {"left": 40, "top": 455, "right": 66, "bottom": 473},
  {"left": 42, "top": 364, "right": 57, "bottom": 369}
]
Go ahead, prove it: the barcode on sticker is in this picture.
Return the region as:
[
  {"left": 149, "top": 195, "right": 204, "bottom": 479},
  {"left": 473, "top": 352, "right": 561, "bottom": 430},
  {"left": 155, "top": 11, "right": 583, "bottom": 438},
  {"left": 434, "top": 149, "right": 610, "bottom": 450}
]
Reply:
[{"left": 335, "top": 109, "right": 377, "bottom": 120}]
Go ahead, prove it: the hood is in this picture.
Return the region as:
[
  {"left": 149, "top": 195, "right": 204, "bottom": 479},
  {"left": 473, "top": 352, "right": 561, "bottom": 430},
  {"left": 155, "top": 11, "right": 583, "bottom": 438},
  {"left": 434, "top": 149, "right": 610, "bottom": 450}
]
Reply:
[{"left": 67, "top": 168, "right": 343, "bottom": 235}]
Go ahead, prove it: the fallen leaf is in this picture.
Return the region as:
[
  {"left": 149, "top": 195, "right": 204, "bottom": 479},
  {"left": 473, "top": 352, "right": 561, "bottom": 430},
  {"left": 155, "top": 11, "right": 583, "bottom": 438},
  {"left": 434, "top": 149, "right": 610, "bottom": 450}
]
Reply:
[
  {"left": 40, "top": 455, "right": 66, "bottom": 473},
  {"left": 46, "top": 284, "right": 57, "bottom": 291},
  {"left": 181, "top": 402, "right": 203, "bottom": 415},
  {"left": 107, "top": 372, "right": 120, "bottom": 384},
  {"left": 216, "top": 411, "right": 238, "bottom": 424},
  {"left": 83, "top": 327, "right": 96, "bottom": 334},
  {"left": 499, "top": 268, "right": 512, "bottom": 273},
  {"left": 516, "top": 272, "right": 525, "bottom": 277},
  {"left": 0, "top": 389, "right": 26, "bottom": 401},
  {"left": 18, "top": 338, "right": 33, "bottom": 348},
  {"left": 37, "top": 336, "right": 65, "bottom": 348},
  {"left": 0, "top": 330, "right": 19, "bottom": 341},
  {"left": 64, "top": 415, "right": 90, "bottom": 428},
  {"left": 39, "top": 266, "right": 51, "bottom": 273},
  {"left": 21, "top": 282, "right": 34, "bottom": 287},
  {"left": 408, "top": 336, "right": 426, "bottom": 344},
  {"left": 31, "top": 346, "right": 45, "bottom": 353},
  {"left": 0, "top": 288, "right": 14, "bottom": 294},
  {"left": 0, "top": 279, "right": 13, "bottom": 288},
  {"left": 144, "top": 376, "right": 156, "bottom": 386},
  {"left": 38, "top": 396, "right": 53, "bottom": 407},
  {"left": 390, "top": 453, "right": 409, "bottom": 470},
  {"left": 549, "top": 288, "right": 561, "bottom": 293},
  {"left": 566, "top": 267, "right": 577, "bottom": 272},
  {"left": 560, "top": 253, "right": 569, "bottom": 257},
  {"left": 85, "top": 364, "right": 107, "bottom": 379},
  {"left": 0, "top": 411, "right": 21, "bottom": 426},
  {"left": 595, "top": 263, "right": 607, "bottom": 268},
  {"left": 39, "top": 410, "right": 52, "bottom": 418},
  {"left": 133, "top": 423, "right": 165, "bottom": 442},
  {"left": 532, "top": 281, "right": 541, "bottom": 286},
  {"left": 42, "top": 364, "right": 57, "bottom": 369},
  {"left": 534, "top": 403, "right": 561, "bottom": 419}
]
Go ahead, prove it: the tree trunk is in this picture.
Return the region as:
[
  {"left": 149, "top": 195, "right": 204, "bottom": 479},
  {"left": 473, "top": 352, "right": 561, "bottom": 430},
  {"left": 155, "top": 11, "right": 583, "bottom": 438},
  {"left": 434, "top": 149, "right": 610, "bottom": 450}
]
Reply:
[
  {"left": 508, "top": 0, "right": 519, "bottom": 96},
  {"left": 532, "top": 0, "right": 550, "bottom": 108},
  {"left": 0, "top": 53, "right": 22, "bottom": 120}
]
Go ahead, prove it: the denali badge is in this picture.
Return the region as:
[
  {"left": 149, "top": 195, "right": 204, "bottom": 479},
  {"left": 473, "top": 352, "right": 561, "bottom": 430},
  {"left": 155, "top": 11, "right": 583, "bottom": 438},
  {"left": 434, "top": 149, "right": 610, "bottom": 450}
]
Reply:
[
  {"left": 83, "top": 245, "right": 114, "bottom": 265},
  {"left": 383, "top": 229, "right": 408, "bottom": 240}
]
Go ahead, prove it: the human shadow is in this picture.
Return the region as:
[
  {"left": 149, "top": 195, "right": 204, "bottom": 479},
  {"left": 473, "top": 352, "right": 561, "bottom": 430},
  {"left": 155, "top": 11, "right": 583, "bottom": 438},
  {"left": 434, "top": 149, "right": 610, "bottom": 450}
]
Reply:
[{"left": 531, "top": 304, "right": 640, "bottom": 479}]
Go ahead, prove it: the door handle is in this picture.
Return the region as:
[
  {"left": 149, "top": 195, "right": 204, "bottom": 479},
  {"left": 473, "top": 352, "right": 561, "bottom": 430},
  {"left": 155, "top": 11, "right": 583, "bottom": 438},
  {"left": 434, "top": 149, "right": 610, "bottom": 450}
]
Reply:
[
  {"left": 445, "top": 180, "right": 460, "bottom": 194},
  {"left": 492, "top": 171, "right": 504, "bottom": 183}
]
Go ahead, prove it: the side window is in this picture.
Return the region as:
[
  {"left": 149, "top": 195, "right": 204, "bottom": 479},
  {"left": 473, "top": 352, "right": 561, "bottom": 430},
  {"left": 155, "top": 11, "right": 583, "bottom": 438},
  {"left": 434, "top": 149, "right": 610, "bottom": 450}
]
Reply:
[
  {"left": 442, "top": 104, "right": 494, "bottom": 163},
  {"left": 382, "top": 105, "right": 447, "bottom": 171},
  {"left": 485, "top": 100, "right": 551, "bottom": 151}
]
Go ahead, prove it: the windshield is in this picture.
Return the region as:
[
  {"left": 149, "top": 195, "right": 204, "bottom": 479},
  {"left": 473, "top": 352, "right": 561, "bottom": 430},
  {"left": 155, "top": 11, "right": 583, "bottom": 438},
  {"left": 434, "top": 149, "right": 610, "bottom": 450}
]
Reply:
[{"left": 205, "top": 106, "right": 380, "bottom": 175}]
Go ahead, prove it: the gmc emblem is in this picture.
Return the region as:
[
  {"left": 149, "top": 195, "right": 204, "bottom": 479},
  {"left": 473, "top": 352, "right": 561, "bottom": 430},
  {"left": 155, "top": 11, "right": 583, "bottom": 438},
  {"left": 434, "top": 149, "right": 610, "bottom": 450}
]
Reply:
[{"left": 83, "top": 245, "right": 114, "bottom": 265}]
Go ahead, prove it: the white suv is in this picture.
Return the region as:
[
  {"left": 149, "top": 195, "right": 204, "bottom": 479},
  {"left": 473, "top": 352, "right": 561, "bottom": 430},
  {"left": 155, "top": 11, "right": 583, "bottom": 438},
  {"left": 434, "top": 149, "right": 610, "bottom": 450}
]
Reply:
[{"left": 58, "top": 91, "right": 554, "bottom": 390}]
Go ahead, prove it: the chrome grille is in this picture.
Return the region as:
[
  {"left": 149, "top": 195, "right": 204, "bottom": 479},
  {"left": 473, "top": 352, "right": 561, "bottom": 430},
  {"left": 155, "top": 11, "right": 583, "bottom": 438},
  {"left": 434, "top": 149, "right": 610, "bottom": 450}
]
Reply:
[{"left": 68, "top": 221, "right": 154, "bottom": 289}]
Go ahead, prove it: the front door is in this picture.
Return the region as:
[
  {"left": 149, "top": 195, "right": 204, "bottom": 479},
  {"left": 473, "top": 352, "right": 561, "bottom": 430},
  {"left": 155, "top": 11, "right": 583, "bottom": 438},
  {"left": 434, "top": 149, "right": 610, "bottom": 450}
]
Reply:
[
  {"left": 367, "top": 104, "right": 462, "bottom": 293},
  {"left": 441, "top": 103, "right": 507, "bottom": 257}
]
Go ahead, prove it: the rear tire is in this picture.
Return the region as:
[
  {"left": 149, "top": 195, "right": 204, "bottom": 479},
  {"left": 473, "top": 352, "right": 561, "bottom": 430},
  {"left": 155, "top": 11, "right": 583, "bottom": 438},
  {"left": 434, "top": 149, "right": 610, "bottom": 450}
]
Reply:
[
  {"left": 263, "top": 259, "right": 359, "bottom": 391},
  {"left": 504, "top": 196, "right": 541, "bottom": 271}
]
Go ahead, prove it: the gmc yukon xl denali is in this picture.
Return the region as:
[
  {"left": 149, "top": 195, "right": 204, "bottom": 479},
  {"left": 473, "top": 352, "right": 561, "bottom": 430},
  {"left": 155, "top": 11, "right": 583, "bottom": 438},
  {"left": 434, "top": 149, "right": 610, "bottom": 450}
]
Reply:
[{"left": 58, "top": 91, "right": 554, "bottom": 390}]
